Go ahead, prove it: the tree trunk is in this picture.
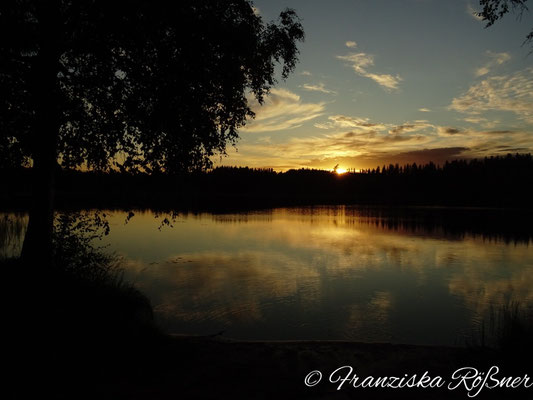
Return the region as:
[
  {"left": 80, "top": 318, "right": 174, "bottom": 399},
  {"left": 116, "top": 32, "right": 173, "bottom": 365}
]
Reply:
[
  {"left": 20, "top": 4, "right": 60, "bottom": 268},
  {"left": 20, "top": 153, "right": 56, "bottom": 267}
]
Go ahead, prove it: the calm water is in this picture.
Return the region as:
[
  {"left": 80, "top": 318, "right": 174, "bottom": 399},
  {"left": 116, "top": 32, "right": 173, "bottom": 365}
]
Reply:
[{"left": 3, "top": 206, "right": 533, "bottom": 345}]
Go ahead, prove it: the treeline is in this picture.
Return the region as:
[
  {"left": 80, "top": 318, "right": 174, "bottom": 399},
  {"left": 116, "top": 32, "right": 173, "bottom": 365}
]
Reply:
[
  {"left": 1, "top": 154, "right": 533, "bottom": 209},
  {"left": 360, "top": 154, "right": 533, "bottom": 176}
]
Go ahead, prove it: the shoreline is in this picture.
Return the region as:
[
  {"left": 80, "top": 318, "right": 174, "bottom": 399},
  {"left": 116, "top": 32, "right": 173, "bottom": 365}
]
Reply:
[{"left": 111, "top": 333, "right": 510, "bottom": 399}]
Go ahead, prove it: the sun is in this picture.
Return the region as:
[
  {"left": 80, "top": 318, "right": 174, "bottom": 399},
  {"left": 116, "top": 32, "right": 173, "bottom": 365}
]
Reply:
[{"left": 335, "top": 168, "right": 348, "bottom": 175}]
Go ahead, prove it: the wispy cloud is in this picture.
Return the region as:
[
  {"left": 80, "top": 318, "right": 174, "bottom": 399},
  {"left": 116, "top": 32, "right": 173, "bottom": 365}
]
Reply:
[
  {"left": 463, "top": 116, "right": 487, "bottom": 124},
  {"left": 462, "top": 116, "right": 500, "bottom": 129},
  {"left": 466, "top": 3, "right": 483, "bottom": 21},
  {"left": 315, "top": 115, "right": 434, "bottom": 136},
  {"left": 389, "top": 121, "right": 434, "bottom": 135},
  {"left": 242, "top": 88, "right": 325, "bottom": 133},
  {"left": 418, "top": 108, "right": 431, "bottom": 112},
  {"left": 257, "top": 136, "right": 271, "bottom": 144},
  {"left": 265, "top": 129, "right": 428, "bottom": 160},
  {"left": 301, "top": 83, "right": 337, "bottom": 95},
  {"left": 224, "top": 121, "right": 533, "bottom": 170},
  {"left": 345, "top": 41, "right": 357, "bottom": 48},
  {"left": 450, "top": 67, "right": 533, "bottom": 123},
  {"left": 314, "top": 115, "right": 389, "bottom": 131},
  {"left": 228, "top": 103, "right": 533, "bottom": 170},
  {"left": 475, "top": 51, "right": 511, "bottom": 77},
  {"left": 337, "top": 52, "right": 402, "bottom": 91},
  {"left": 475, "top": 67, "right": 490, "bottom": 76}
]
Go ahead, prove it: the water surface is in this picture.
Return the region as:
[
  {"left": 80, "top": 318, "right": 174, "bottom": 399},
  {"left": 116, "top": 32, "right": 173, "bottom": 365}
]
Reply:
[
  {"left": 101, "top": 206, "right": 533, "bottom": 345},
  {"left": 3, "top": 206, "right": 532, "bottom": 345}
]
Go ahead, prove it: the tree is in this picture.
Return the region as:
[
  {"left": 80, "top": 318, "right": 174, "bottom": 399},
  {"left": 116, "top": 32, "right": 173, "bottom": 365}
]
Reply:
[
  {"left": 0, "top": 0, "right": 304, "bottom": 265},
  {"left": 477, "top": 0, "right": 533, "bottom": 46}
]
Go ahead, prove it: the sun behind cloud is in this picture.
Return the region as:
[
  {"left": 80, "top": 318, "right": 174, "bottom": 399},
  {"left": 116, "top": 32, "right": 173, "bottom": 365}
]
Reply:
[{"left": 333, "top": 164, "right": 348, "bottom": 174}]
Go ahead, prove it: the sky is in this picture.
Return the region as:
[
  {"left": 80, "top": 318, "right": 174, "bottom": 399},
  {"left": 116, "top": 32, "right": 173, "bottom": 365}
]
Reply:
[{"left": 215, "top": 0, "right": 533, "bottom": 172}]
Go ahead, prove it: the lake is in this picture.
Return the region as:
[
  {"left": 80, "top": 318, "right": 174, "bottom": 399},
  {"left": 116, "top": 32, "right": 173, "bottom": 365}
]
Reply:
[{"left": 3, "top": 206, "right": 533, "bottom": 345}]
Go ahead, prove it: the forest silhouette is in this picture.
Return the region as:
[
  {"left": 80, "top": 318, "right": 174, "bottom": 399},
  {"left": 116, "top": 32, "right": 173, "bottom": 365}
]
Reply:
[{"left": 2, "top": 153, "right": 533, "bottom": 210}]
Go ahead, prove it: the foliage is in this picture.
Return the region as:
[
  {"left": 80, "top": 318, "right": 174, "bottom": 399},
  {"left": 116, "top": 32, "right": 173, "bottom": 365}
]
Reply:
[
  {"left": 0, "top": 0, "right": 304, "bottom": 173},
  {"left": 52, "top": 211, "right": 117, "bottom": 282},
  {"left": 477, "top": 0, "right": 532, "bottom": 45},
  {"left": 49, "top": 211, "right": 153, "bottom": 335}
]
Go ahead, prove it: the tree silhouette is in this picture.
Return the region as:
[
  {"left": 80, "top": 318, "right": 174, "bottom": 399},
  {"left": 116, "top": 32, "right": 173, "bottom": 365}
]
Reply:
[
  {"left": 0, "top": 0, "right": 304, "bottom": 264},
  {"left": 477, "top": 0, "right": 533, "bottom": 46}
]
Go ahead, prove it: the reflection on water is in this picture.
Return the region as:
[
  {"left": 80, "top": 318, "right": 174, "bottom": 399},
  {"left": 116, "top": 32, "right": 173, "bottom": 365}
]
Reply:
[
  {"left": 3, "top": 207, "right": 533, "bottom": 345},
  {"left": 103, "top": 206, "right": 533, "bottom": 345}
]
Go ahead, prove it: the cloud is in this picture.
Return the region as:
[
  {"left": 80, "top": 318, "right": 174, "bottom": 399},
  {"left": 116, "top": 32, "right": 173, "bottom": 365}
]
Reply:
[
  {"left": 230, "top": 120, "right": 434, "bottom": 169},
  {"left": 226, "top": 107, "right": 533, "bottom": 171},
  {"left": 475, "top": 51, "right": 511, "bottom": 77},
  {"left": 482, "top": 130, "right": 515, "bottom": 135},
  {"left": 418, "top": 108, "right": 431, "bottom": 112},
  {"left": 242, "top": 88, "right": 325, "bottom": 133},
  {"left": 490, "top": 51, "right": 511, "bottom": 64},
  {"left": 338, "top": 53, "right": 374, "bottom": 72},
  {"left": 462, "top": 116, "right": 501, "bottom": 129},
  {"left": 252, "top": 6, "right": 260, "bottom": 16},
  {"left": 381, "top": 135, "right": 425, "bottom": 143},
  {"left": 466, "top": 3, "right": 484, "bottom": 21},
  {"left": 222, "top": 122, "right": 533, "bottom": 170},
  {"left": 475, "top": 67, "right": 490, "bottom": 77},
  {"left": 450, "top": 68, "right": 533, "bottom": 123},
  {"left": 387, "top": 147, "right": 469, "bottom": 163},
  {"left": 300, "top": 70, "right": 312, "bottom": 76},
  {"left": 315, "top": 115, "right": 434, "bottom": 137},
  {"left": 345, "top": 41, "right": 357, "bottom": 48},
  {"left": 463, "top": 116, "right": 486, "bottom": 124},
  {"left": 283, "top": 129, "right": 427, "bottom": 157},
  {"left": 389, "top": 121, "right": 434, "bottom": 135},
  {"left": 314, "top": 115, "right": 390, "bottom": 132},
  {"left": 437, "top": 126, "right": 463, "bottom": 136},
  {"left": 337, "top": 52, "right": 402, "bottom": 91},
  {"left": 301, "top": 83, "right": 337, "bottom": 95},
  {"left": 364, "top": 72, "right": 403, "bottom": 90},
  {"left": 228, "top": 114, "right": 441, "bottom": 170},
  {"left": 304, "top": 147, "right": 470, "bottom": 171},
  {"left": 257, "top": 136, "right": 271, "bottom": 144}
]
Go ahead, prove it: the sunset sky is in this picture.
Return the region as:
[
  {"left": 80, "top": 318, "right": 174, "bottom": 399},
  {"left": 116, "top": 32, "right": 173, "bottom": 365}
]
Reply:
[{"left": 217, "top": 0, "right": 533, "bottom": 171}]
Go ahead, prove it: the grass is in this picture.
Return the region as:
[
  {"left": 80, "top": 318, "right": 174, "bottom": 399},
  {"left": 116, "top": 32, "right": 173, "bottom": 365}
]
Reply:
[{"left": 468, "top": 301, "right": 533, "bottom": 366}]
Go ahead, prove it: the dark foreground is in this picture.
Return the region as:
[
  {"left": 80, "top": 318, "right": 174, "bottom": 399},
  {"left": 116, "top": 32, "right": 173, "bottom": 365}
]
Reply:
[
  {"left": 108, "top": 336, "right": 511, "bottom": 400},
  {"left": 8, "top": 328, "right": 532, "bottom": 399},
  {"left": 9, "top": 334, "right": 533, "bottom": 400},
  {"left": 5, "top": 256, "right": 533, "bottom": 400}
]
